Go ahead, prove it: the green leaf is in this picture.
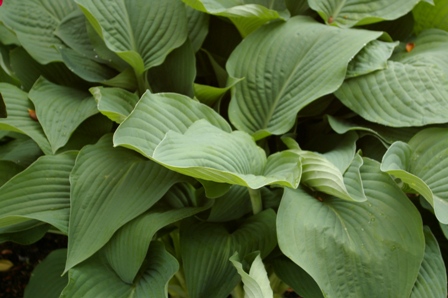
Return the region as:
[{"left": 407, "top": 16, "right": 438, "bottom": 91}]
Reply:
[
  {"left": 381, "top": 128, "right": 448, "bottom": 224},
  {"left": 335, "top": 30, "right": 448, "bottom": 127},
  {"left": 151, "top": 120, "right": 302, "bottom": 189},
  {"left": 0, "top": 221, "right": 49, "bottom": 245},
  {"left": 61, "top": 241, "right": 178, "bottom": 298},
  {"left": 186, "top": 5, "right": 209, "bottom": 52},
  {"left": 147, "top": 39, "right": 196, "bottom": 98},
  {"left": 91, "top": 86, "right": 139, "bottom": 123},
  {"left": 66, "top": 135, "right": 184, "bottom": 272},
  {"left": 24, "top": 249, "right": 68, "bottom": 298},
  {"left": 413, "top": 0, "right": 448, "bottom": 34},
  {"left": 0, "top": 134, "right": 43, "bottom": 167},
  {"left": 410, "top": 226, "right": 447, "bottom": 298},
  {"left": 227, "top": 16, "right": 382, "bottom": 138},
  {"left": 76, "top": 0, "right": 188, "bottom": 74},
  {"left": 0, "top": 151, "right": 77, "bottom": 233},
  {"left": 0, "top": 83, "right": 51, "bottom": 154},
  {"left": 0, "top": 94, "right": 6, "bottom": 118},
  {"left": 194, "top": 76, "right": 243, "bottom": 107},
  {"left": 181, "top": 209, "right": 277, "bottom": 298},
  {"left": 183, "top": 0, "right": 290, "bottom": 37},
  {"left": 277, "top": 158, "right": 425, "bottom": 297},
  {"left": 230, "top": 252, "right": 273, "bottom": 298},
  {"left": 114, "top": 91, "right": 232, "bottom": 157},
  {"left": 103, "top": 185, "right": 213, "bottom": 283},
  {"left": 28, "top": 78, "right": 98, "bottom": 153},
  {"left": 346, "top": 40, "right": 399, "bottom": 78},
  {"left": 0, "top": 0, "right": 78, "bottom": 63},
  {"left": 207, "top": 185, "right": 252, "bottom": 222},
  {"left": 272, "top": 256, "right": 324, "bottom": 298},
  {"left": 308, "top": 0, "right": 422, "bottom": 27},
  {"left": 0, "top": 160, "right": 23, "bottom": 187}
]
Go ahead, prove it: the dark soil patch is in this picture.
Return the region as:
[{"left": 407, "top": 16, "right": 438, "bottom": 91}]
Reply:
[{"left": 0, "top": 233, "right": 67, "bottom": 298}]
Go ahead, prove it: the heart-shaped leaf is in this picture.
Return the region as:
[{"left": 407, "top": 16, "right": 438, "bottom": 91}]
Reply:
[
  {"left": 381, "top": 128, "right": 448, "bottom": 224},
  {"left": 227, "top": 16, "right": 381, "bottom": 138},
  {"left": 277, "top": 158, "right": 425, "bottom": 297}
]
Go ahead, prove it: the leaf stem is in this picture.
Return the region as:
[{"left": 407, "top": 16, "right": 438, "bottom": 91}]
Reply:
[
  {"left": 248, "top": 188, "right": 262, "bottom": 214},
  {"left": 231, "top": 282, "right": 245, "bottom": 298},
  {"left": 135, "top": 70, "right": 151, "bottom": 96}
]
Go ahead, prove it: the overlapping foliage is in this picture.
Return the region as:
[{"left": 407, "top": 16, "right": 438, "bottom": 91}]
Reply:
[{"left": 0, "top": 0, "right": 447, "bottom": 297}]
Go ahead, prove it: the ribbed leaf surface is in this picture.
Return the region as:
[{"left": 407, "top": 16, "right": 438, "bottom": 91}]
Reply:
[
  {"left": 91, "top": 86, "right": 139, "bottom": 123},
  {"left": 413, "top": 0, "right": 448, "bottom": 34}
]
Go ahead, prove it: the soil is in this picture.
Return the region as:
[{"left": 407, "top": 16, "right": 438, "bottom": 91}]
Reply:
[{"left": 0, "top": 233, "right": 67, "bottom": 298}]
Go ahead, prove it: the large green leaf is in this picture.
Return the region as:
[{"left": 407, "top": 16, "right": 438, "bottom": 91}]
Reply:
[
  {"left": 76, "top": 0, "right": 188, "bottom": 74},
  {"left": 66, "top": 135, "right": 184, "bottom": 271},
  {"left": 277, "top": 158, "right": 425, "bottom": 297},
  {"left": 24, "top": 249, "right": 68, "bottom": 298},
  {"left": 186, "top": 5, "right": 209, "bottom": 52},
  {"left": 0, "top": 134, "right": 43, "bottom": 167},
  {"left": 114, "top": 91, "right": 232, "bottom": 157},
  {"left": 61, "top": 241, "right": 178, "bottom": 298},
  {"left": 103, "top": 184, "right": 212, "bottom": 284},
  {"left": 0, "top": 0, "right": 78, "bottom": 63},
  {"left": 0, "top": 83, "right": 51, "bottom": 154},
  {"left": 0, "top": 221, "right": 50, "bottom": 245},
  {"left": 336, "top": 29, "right": 448, "bottom": 127},
  {"left": 91, "top": 86, "right": 139, "bottom": 123},
  {"left": 183, "top": 0, "right": 290, "bottom": 37},
  {"left": 151, "top": 120, "right": 302, "bottom": 189},
  {"left": 230, "top": 252, "right": 273, "bottom": 298},
  {"left": 0, "top": 151, "right": 76, "bottom": 233},
  {"left": 28, "top": 78, "right": 98, "bottom": 153},
  {"left": 413, "top": 0, "right": 448, "bottom": 34},
  {"left": 0, "top": 160, "right": 23, "bottom": 186},
  {"left": 381, "top": 128, "right": 448, "bottom": 224},
  {"left": 227, "top": 16, "right": 381, "bottom": 139},
  {"left": 181, "top": 209, "right": 277, "bottom": 298},
  {"left": 410, "top": 226, "right": 447, "bottom": 298},
  {"left": 308, "top": 0, "right": 422, "bottom": 27}
]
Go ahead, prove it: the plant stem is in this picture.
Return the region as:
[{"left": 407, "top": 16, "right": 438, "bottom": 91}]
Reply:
[
  {"left": 248, "top": 188, "right": 262, "bottom": 214},
  {"left": 135, "top": 70, "right": 151, "bottom": 96},
  {"left": 231, "top": 282, "right": 245, "bottom": 298}
]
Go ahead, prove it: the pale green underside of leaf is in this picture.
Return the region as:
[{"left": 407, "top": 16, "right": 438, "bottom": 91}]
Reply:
[
  {"left": 278, "top": 158, "right": 425, "bottom": 297},
  {"left": 76, "top": 0, "right": 188, "bottom": 74},
  {"left": 152, "top": 120, "right": 302, "bottom": 189},
  {"left": 61, "top": 241, "right": 178, "bottom": 298},
  {"left": 0, "top": 0, "right": 78, "bottom": 63},
  {"left": 0, "top": 151, "right": 76, "bottom": 234},
  {"left": 308, "top": 0, "right": 422, "bottom": 27},
  {"left": 66, "top": 135, "right": 183, "bottom": 272},
  {"left": 230, "top": 252, "right": 273, "bottom": 298},
  {"left": 346, "top": 40, "right": 398, "bottom": 78},
  {"left": 28, "top": 78, "right": 98, "bottom": 153},
  {"left": 183, "top": 0, "right": 289, "bottom": 37},
  {"left": 227, "top": 16, "right": 381, "bottom": 138},
  {"left": 91, "top": 86, "right": 139, "bottom": 123},
  {"left": 381, "top": 128, "right": 448, "bottom": 224},
  {"left": 410, "top": 226, "right": 447, "bottom": 298},
  {"left": 336, "top": 29, "right": 448, "bottom": 127},
  {"left": 181, "top": 209, "right": 277, "bottom": 298},
  {"left": 24, "top": 249, "right": 68, "bottom": 298},
  {"left": 413, "top": 0, "right": 448, "bottom": 34},
  {"left": 0, "top": 83, "right": 52, "bottom": 154}
]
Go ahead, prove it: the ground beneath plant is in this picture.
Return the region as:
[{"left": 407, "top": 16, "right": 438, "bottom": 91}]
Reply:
[{"left": 0, "top": 234, "right": 300, "bottom": 297}]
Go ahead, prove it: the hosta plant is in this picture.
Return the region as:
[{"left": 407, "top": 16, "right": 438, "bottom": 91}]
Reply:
[{"left": 0, "top": 0, "right": 448, "bottom": 297}]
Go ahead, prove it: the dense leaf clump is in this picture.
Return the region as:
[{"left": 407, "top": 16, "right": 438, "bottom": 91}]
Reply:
[{"left": 0, "top": 0, "right": 447, "bottom": 297}]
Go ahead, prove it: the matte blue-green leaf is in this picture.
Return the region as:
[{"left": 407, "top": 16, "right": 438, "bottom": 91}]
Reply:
[
  {"left": 410, "top": 226, "right": 447, "bottom": 298},
  {"left": 28, "top": 78, "right": 98, "bottom": 153},
  {"left": 278, "top": 158, "right": 425, "bottom": 297},
  {"left": 308, "top": 0, "right": 423, "bottom": 27},
  {"left": 0, "top": 0, "right": 78, "bottom": 63},
  {"left": 227, "top": 16, "right": 381, "bottom": 138},
  {"left": 413, "top": 0, "right": 448, "bottom": 34},
  {"left": 0, "top": 221, "right": 49, "bottom": 245},
  {"left": 0, "top": 160, "right": 23, "bottom": 187},
  {"left": 61, "top": 241, "right": 178, "bottom": 298},
  {"left": 0, "top": 83, "right": 51, "bottom": 154},
  {"left": 381, "top": 128, "right": 448, "bottom": 224},
  {"left": 186, "top": 5, "right": 209, "bottom": 52},
  {"left": 181, "top": 209, "right": 277, "bottom": 298},
  {"left": 66, "top": 135, "right": 184, "bottom": 271},
  {"left": 76, "top": 0, "right": 188, "bottom": 74},
  {"left": 24, "top": 249, "right": 68, "bottom": 298},
  {"left": 336, "top": 30, "right": 448, "bottom": 127},
  {"left": 0, "top": 134, "right": 42, "bottom": 167},
  {"left": 0, "top": 151, "right": 76, "bottom": 233},
  {"left": 183, "top": 0, "right": 289, "bottom": 37},
  {"left": 151, "top": 120, "right": 301, "bottom": 189},
  {"left": 114, "top": 91, "right": 232, "bottom": 157},
  {"left": 91, "top": 86, "right": 139, "bottom": 123}
]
